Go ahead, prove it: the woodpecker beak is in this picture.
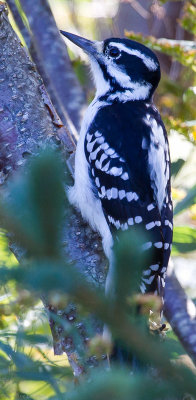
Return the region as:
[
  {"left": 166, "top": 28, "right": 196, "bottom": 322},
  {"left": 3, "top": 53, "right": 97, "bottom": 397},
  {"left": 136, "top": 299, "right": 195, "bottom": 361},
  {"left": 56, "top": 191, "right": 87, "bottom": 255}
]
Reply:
[{"left": 60, "top": 31, "right": 99, "bottom": 57}]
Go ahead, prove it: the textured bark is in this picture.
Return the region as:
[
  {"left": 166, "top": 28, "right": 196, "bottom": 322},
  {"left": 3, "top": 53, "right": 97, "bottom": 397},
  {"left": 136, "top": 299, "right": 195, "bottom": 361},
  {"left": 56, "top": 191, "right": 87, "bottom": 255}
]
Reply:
[
  {"left": 0, "top": 2, "right": 59, "bottom": 184},
  {"left": 1, "top": 0, "right": 196, "bottom": 374},
  {"left": 2, "top": 1, "right": 106, "bottom": 374}
]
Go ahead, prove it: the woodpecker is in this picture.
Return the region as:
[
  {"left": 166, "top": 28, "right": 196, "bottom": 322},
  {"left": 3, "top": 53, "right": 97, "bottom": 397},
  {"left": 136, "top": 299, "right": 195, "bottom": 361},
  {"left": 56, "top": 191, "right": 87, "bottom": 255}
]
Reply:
[{"left": 61, "top": 31, "right": 173, "bottom": 300}]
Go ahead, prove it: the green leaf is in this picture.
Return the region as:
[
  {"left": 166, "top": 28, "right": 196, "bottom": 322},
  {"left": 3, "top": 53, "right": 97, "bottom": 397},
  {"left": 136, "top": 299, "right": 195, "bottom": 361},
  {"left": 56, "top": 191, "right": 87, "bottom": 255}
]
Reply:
[
  {"left": 181, "top": 2, "right": 196, "bottom": 35},
  {"left": 172, "top": 226, "right": 196, "bottom": 255},
  {"left": 174, "top": 185, "right": 196, "bottom": 215}
]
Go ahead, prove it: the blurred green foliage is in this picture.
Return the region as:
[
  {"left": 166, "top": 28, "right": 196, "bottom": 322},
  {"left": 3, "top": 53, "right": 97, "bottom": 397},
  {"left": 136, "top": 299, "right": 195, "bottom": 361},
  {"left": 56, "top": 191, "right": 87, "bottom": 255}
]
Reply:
[
  {"left": 172, "top": 226, "right": 196, "bottom": 255},
  {"left": 0, "top": 230, "right": 17, "bottom": 267},
  {"left": 174, "top": 185, "right": 196, "bottom": 216},
  {"left": 181, "top": 1, "right": 196, "bottom": 35},
  {"left": 126, "top": 31, "right": 196, "bottom": 71}
]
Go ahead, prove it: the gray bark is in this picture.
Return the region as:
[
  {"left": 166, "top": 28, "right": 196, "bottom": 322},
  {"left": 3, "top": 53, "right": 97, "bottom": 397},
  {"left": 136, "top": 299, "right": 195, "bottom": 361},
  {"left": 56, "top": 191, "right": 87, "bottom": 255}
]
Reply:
[
  {"left": 0, "top": 3, "right": 59, "bottom": 184},
  {"left": 1, "top": 1, "right": 106, "bottom": 374},
  {"left": 1, "top": 1, "right": 196, "bottom": 374}
]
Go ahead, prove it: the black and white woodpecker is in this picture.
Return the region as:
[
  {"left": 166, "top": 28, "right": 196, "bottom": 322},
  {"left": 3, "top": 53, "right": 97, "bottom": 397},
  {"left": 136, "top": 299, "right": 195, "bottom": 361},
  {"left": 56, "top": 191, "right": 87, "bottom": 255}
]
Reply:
[{"left": 61, "top": 31, "right": 173, "bottom": 301}]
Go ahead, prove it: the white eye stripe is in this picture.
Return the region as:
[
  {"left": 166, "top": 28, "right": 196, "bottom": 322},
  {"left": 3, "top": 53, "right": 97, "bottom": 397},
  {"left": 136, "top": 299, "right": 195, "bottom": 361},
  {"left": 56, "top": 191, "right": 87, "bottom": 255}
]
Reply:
[{"left": 109, "top": 42, "right": 158, "bottom": 71}]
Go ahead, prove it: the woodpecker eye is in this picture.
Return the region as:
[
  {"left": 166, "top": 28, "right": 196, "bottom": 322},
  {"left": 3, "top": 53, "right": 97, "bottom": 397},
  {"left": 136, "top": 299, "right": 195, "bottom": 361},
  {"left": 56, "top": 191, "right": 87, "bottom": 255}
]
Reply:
[{"left": 108, "top": 47, "right": 120, "bottom": 58}]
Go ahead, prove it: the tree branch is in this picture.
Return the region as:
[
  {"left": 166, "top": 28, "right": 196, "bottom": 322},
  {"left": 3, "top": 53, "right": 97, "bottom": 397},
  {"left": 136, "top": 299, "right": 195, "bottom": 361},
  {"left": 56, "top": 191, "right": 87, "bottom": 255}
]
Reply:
[
  {"left": 19, "top": 0, "right": 86, "bottom": 135},
  {"left": 6, "top": 0, "right": 31, "bottom": 47},
  {"left": 164, "top": 265, "right": 196, "bottom": 365}
]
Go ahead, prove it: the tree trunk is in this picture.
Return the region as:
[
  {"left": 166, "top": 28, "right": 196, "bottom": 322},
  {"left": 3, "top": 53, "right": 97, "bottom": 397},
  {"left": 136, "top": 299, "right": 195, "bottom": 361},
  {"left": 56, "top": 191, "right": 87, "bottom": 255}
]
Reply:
[{"left": 1, "top": 1, "right": 106, "bottom": 375}]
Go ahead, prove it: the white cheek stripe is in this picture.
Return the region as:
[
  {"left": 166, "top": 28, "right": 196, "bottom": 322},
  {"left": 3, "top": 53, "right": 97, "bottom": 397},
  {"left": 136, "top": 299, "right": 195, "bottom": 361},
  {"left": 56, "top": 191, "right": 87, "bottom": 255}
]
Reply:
[{"left": 109, "top": 42, "right": 158, "bottom": 71}]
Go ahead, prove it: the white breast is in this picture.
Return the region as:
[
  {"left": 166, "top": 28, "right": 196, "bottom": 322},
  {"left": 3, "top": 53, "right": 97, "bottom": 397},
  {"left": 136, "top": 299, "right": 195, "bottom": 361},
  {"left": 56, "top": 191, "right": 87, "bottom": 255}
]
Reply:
[{"left": 68, "top": 98, "right": 113, "bottom": 260}]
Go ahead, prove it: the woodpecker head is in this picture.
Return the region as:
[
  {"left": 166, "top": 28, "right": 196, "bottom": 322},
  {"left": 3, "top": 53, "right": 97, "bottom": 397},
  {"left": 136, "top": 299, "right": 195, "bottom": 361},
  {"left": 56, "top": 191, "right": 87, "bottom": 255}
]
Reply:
[{"left": 61, "top": 31, "right": 160, "bottom": 101}]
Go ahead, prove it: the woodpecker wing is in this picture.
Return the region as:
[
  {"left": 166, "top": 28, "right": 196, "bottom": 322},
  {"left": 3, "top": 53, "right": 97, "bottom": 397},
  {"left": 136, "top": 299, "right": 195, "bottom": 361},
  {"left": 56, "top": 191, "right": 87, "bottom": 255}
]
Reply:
[{"left": 85, "top": 101, "right": 172, "bottom": 294}]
